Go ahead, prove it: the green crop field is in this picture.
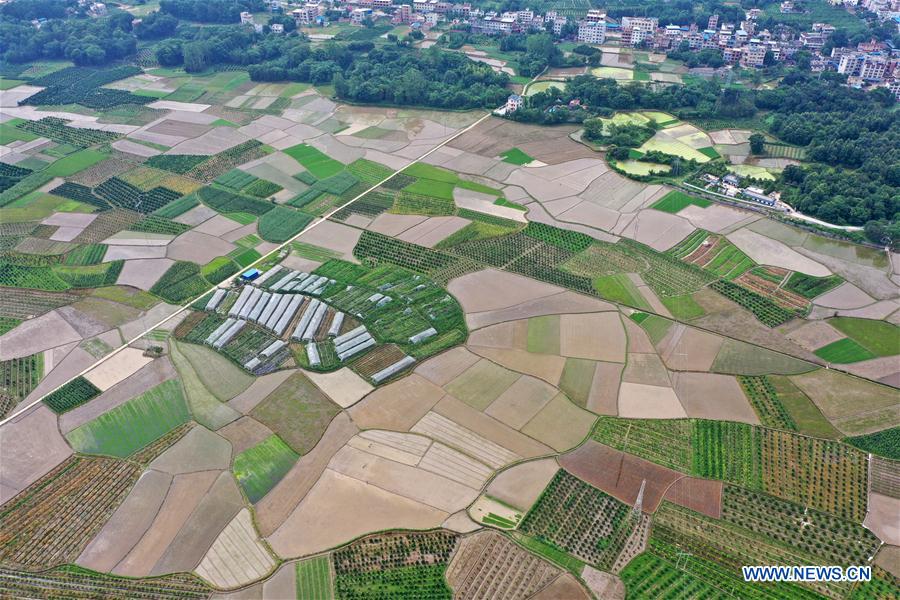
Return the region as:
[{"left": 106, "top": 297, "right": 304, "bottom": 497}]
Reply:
[
  {"left": 42, "top": 376, "right": 101, "bottom": 413},
  {"left": 829, "top": 317, "right": 900, "bottom": 357},
  {"left": 593, "top": 273, "right": 651, "bottom": 310},
  {"left": 150, "top": 261, "right": 208, "bottom": 303},
  {"left": 45, "top": 149, "right": 108, "bottom": 177},
  {"left": 65, "top": 380, "right": 191, "bottom": 457},
  {"left": 814, "top": 338, "right": 876, "bottom": 364},
  {"left": 783, "top": 272, "right": 843, "bottom": 299},
  {"left": 296, "top": 556, "right": 333, "bottom": 600},
  {"left": 659, "top": 294, "right": 705, "bottom": 320},
  {"left": 651, "top": 191, "right": 711, "bottom": 213},
  {"left": 233, "top": 434, "right": 299, "bottom": 503},
  {"left": 258, "top": 206, "right": 313, "bottom": 243},
  {"left": 63, "top": 244, "right": 107, "bottom": 266},
  {"left": 200, "top": 256, "right": 238, "bottom": 285},
  {"left": 500, "top": 148, "right": 535, "bottom": 165},
  {"left": 284, "top": 144, "right": 344, "bottom": 178},
  {"left": 846, "top": 427, "right": 900, "bottom": 460}
]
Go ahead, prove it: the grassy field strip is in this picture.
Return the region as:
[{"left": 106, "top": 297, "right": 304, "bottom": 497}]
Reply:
[{"left": 0, "top": 110, "right": 496, "bottom": 427}]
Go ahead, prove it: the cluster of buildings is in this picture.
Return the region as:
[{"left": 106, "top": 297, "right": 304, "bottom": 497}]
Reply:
[
  {"left": 239, "top": 0, "right": 900, "bottom": 97},
  {"left": 698, "top": 173, "right": 788, "bottom": 210}
]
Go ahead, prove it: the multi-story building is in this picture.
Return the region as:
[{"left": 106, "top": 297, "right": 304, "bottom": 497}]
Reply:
[
  {"left": 506, "top": 94, "right": 523, "bottom": 112},
  {"left": 577, "top": 19, "right": 606, "bottom": 44},
  {"left": 741, "top": 40, "right": 767, "bottom": 67},
  {"left": 472, "top": 13, "right": 515, "bottom": 34},
  {"left": 838, "top": 52, "right": 888, "bottom": 81},
  {"left": 621, "top": 16, "right": 657, "bottom": 46},
  {"left": 723, "top": 46, "right": 743, "bottom": 63},
  {"left": 396, "top": 3, "right": 411, "bottom": 22},
  {"left": 838, "top": 52, "right": 866, "bottom": 75},
  {"left": 240, "top": 11, "right": 254, "bottom": 25},
  {"left": 859, "top": 54, "right": 888, "bottom": 81},
  {"left": 584, "top": 9, "right": 605, "bottom": 23},
  {"left": 799, "top": 31, "right": 826, "bottom": 49},
  {"left": 708, "top": 14, "right": 719, "bottom": 29},
  {"left": 292, "top": 4, "right": 320, "bottom": 25},
  {"left": 373, "top": 0, "right": 392, "bottom": 8}
]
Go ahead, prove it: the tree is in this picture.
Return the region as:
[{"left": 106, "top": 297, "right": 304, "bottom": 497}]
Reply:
[
  {"left": 749, "top": 133, "right": 765, "bottom": 154},
  {"left": 182, "top": 41, "right": 208, "bottom": 72},
  {"left": 155, "top": 39, "right": 183, "bottom": 66}
]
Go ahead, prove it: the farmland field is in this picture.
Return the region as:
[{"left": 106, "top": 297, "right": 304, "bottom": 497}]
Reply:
[
  {"left": 592, "top": 416, "right": 868, "bottom": 521},
  {"left": 332, "top": 531, "right": 457, "bottom": 600},
  {"left": 296, "top": 556, "right": 334, "bottom": 600},
  {"left": 65, "top": 380, "right": 191, "bottom": 457},
  {"left": 233, "top": 434, "right": 299, "bottom": 503},
  {"left": 0, "top": 39, "right": 895, "bottom": 599},
  {"left": 0, "top": 456, "right": 140, "bottom": 569},
  {"left": 520, "top": 470, "right": 636, "bottom": 570}
]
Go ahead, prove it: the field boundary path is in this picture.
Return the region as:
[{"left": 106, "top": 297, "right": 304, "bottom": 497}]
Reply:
[{"left": 0, "top": 109, "right": 497, "bottom": 427}]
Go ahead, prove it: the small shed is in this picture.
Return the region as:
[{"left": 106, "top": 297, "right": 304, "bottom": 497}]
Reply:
[{"left": 241, "top": 268, "right": 261, "bottom": 281}]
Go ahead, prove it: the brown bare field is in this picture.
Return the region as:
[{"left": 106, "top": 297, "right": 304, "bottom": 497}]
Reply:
[
  {"left": 114, "top": 470, "right": 220, "bottom": 577},
  {"left": 875, "top": 545, "right": 900, "bottom": 579},
  {"left": 469, "top": 347, "right": 567, "bottom": 386},
  {"left": 149, "top": 426, "right": 232, "bottom": 475},
  {"left": 0, "top": 456, "right": 140, "bottom": 570},
  {"left": 466, "top": 321, "right": 528, "bottom": 350},
  {"left": 521, "top": 393, "right": 596, "bottom": 452},
  {"left": 484, "top": 375, "right": 558, "bottom": 429},
  {"left": 77, "top": 469, "right": 173, "bottom": 573},
  {"left": 267, "top": 469, "right": 447, "bottom": 558},
  {"left": 559, "top": 440, "right": 680, "bottom": 513},
  {"left": 304, "top": 367, "right": 373, "bottom": 409},
  {"left": 623, "top": 316, "right": 656, "bottom": 353},
  {"left": 218, "top": 417, "right": 274, "bottom": 456},
  {"left": 0, "top": 406, "right": 75, "bottom": 503},
  {"left": 446, "top": 530, "right": 562, "bottom": 600},
  {"left": 150, "top": 471, "right": 244, "bottom": 577},
  {"left": 448, "top": 269, "right": 563, "bottom": 315},
  {"left": 348, "top": 374, "right": 446, "bottom": 431},
  {"left": 785, "top": 321, "right": 845, "bottom": 352},
  {"left": 486, "top": 458, "right": 559, "bottom": 511},
  {"left": 560, "top": 313, "right": 626, "bottom": 363},
  {"left": 329, "top": 445, "right": 480, "bottom": 512},
  {"left": 255, "top": 413, "right": 358, "bottom": 537},
  {"left": 864, "top": 493, "right": 900, "bottom": 546},
  {"left": 618, "top": 382, "right": 686, "bottom": 419},
  {"left": 622, "top": 353, "right": 671, "bottom": 387},
  {"left": 657, "top": 324, "right": 724, "bottom": 371},
  {"left": 662, "top": 476, "right": 724, "bottom": 519},
  {"left": 447, "top": 117, "right": 593, "bottom": 164},
  {"left": 431, "top": 395, "right": 554, "bottom": 459},
  {"left": 530, "top": 574, "right": 591, "bottom": 600},
  {"left": 415, "top": 347, "right": 482, "bottom": 387},
  {"left": 582, "top": 566, "right": 626, "bottom": 599},
  {"left": 466, "top": 291, "right": 614, "bottom": 331},
  {"left": 671, "top": 372, "right": 760, "bottom": 425},
  {"left": 587, "top": 362, "right": 623, "bottom": 415},
  {"left": 228, "top": 369, "right": 296, "bottom": 414}
]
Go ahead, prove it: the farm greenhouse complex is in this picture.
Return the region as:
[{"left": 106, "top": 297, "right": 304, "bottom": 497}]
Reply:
[{"left": 0, "top": 0, "right": 898, "bottom": 598}]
